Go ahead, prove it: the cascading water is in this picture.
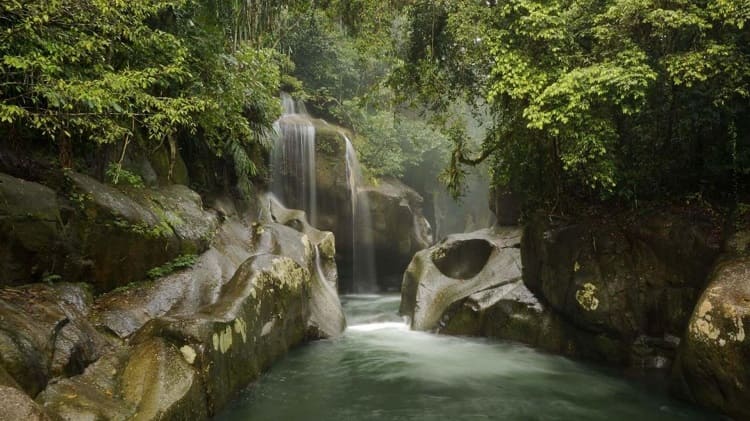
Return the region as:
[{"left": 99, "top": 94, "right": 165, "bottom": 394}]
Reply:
[
  {"left": 344, "top": 136, "right": 377, "bottom": 293},
  {"left": 271, "top": 93, "right": 376, "bottom": 292},
  {"left": 272, "top": 93, "right": 318, "bottom": 225}
]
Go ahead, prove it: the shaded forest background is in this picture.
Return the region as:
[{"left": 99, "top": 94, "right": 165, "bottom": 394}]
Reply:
[{"left": 1, "top": 0, "right": 749, "bottom": 215}]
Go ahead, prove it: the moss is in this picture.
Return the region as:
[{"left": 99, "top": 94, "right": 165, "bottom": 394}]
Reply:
[
  {"left": 146, "top": 254, "right": 198, "bottom": 280},
  {"left": 149, "top": 145, "right": 189, "bottom": 186},
  {"left": 575, "top": 283, "right": 600, "bottom": 311}
]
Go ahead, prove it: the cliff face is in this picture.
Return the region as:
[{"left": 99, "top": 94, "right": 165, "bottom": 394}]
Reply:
[
  {"left": 0, "top": 150, "right": 346, "bottom": 420},
  {"left": 400, "top": 205, "right": 750, "bottom": 418}
]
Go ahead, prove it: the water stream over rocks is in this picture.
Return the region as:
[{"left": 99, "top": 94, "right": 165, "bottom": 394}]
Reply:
[
  {"left": 271, "top": 93, "right": 376, "bottom": 292},
  {"left": 216, "top": 295, "right": 711, "bottom": 421}
]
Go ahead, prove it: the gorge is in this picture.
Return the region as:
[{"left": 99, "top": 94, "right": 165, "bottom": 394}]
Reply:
[{"left": 1, "top": 1, "right": 749, "bottom": 420}]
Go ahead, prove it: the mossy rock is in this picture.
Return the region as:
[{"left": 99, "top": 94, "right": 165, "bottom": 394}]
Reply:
[
  {"left": 672, "top": 244, "right": 750, "bottom": 419},
  {"left": 148, "top": 145, "right": 189, "bottom": 186},
  {"left": 0, "top": 386, "right": 51, "bottom": 421},
  {"left": 0, "top": 283, "right": 110, "bottom": 397},
  {"left": 65, "top": 172, "right": 215, "bottom": 293},
  {"left": 0, "top": 173, "right": 63, "bottom": 285}
]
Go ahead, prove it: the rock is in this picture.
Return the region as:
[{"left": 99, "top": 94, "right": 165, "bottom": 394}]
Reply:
[
  {"left": 0, "top": 179, "right": 345, "bottom": 419},
  {"left": 38, "top": 339, "right": 206, "bottom": 421},
  {"left": 261, "top": 195, "right": 345, "bottom": 338},
  {"left": 93, "top": 217, "right": 251, "bottom": 340},
  {"left": 38, "top": 216, "right": 333, "bottom": 419},
  {"left": 400, "top": 222, "right": 695, "bottom": 366},
  {"left": 400, "top": 228, "right": 522, "bottom": 331},
  {"left": 438, "top": 279, "right": 631, "bottom": 364},
  {"left": 0, "top": 283, "right": 111, "bottom": 396},
  {"left": 273, "top": 118, "right": 432, "bottom": 292},
  {"left": 121, "top": 338, "right": 207, "bottom": 420},
  {"left": 671, "top": 230, "right": 750, "bottom": 419},
  {"left": 37, "top": 349, "right": 134, "bottom": 420},
  {"left": 130, "top": 253, "right": 312, "bottom": 413},
  {"left": 363, "top": 177, "right": 433, "bottom": 290},
  {"left": 489, "top": 185, "right": 521, "bottom": 226},
  {"left": 148, "top": 144, "right": 190, "bottom": 186},
  {"left": 0, "top": 173, "right": 63, "bottom": 285},
  {"left": 95, "top": 196, "right": 344, "bottom": 343},
  {"left": 0, "top": 386, "right": 51, "bottom": 421},
  {"left": 521, "top": 211, "right": 721, "bottom": 365},
  {"left": 66, "top": 172, "right": 217, "bottom": 292}
]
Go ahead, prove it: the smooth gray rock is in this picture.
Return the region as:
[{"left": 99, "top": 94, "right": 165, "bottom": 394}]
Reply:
[{"left": 400, "top": 227, "right": 522, "bottom": 331}]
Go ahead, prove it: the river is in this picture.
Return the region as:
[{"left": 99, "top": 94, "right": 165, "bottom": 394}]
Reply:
[{"left": 217, "top": 294, "right": 712, "bottom": 420}]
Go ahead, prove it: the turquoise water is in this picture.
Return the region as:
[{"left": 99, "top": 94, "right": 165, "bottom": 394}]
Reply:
[{"left": 217, "top": 295, "right": 714, "bottom": 421}]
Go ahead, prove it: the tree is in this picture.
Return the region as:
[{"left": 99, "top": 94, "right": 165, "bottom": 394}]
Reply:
[{"left": 393, "top": 0, "right": 750, "bottom": 208}]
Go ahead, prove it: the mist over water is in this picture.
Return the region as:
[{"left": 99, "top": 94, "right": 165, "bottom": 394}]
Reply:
[{"left": 217, "top": 295, "right": 711, "bottom": 421}]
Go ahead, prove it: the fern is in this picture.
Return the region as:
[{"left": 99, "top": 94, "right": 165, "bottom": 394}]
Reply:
[{"left": 226, "top": 139, "right": 258, "bottom": 179}]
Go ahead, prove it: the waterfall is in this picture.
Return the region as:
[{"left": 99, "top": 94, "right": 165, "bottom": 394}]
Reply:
[
  {"left": 344, "top": 136, "right": 377, "bottom": 293},
  {"left": 271, "top": 93, "right": 377, "bottom": 292},
  {"left": 272, "top": 93, "right": 317, "bottom": 225}
]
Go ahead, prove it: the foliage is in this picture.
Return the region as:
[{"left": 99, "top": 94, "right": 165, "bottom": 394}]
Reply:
[
  {"left": 146, "top": 254, "right": 198, "bottom": 279},
  {"left": 106, "top": 163, "right": 145, "bottom": 188},
  {"left": 280, "top": 2, "right": 450, "bottom": 182},
  {"left": 393, "top": 0, "right": 750, "bottom": 207},
  {"left": 331, "top": 95, "right": 449, "bottom": 179},
  {"left": 0, "top": 0, "right": 285, "bottom": 186}
]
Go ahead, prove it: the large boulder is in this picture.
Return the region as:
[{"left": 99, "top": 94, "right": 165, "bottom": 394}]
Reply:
[
  {"left": 0, "top": 170, "right": 218, "bottom": 292},
  {"left": 35, "top": 196, "right": 345, "bottom": 419},
  {"left": 0, "top": 283, "right": 112, "bottom": 397},
  {"left": 65, "top": 172, "right": 218, "bottom": 292},
  {"left": 0, "top": 173, "right": 64, "bottom": 285},
  {"left": 42, "top": 253, "right": 311, "bottom": 419},
  {"left": 37, "top": 339, "right": 206, "bottom": 421},
  {"left": 261, "top": 195, "right": 345, "bottom": 338},
  {"left": 363, "top": 177, "right": 433, "bottom": 290},
  {"left": 521, "top": 210, "right": 721, "bottom": 367},
  {"left": 400, "top": 228, "right": 522, "bottom": 331},
  {"left": 94, "top": 196, "right": 344, "bottom": 342},
  {"left": 671, "top": 230, "right": 750, "bottom": 419}
]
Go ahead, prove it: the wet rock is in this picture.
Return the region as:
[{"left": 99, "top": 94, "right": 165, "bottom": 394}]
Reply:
[
  {"left": 521, "top": 212, "right": 720, "bottom": 362},
  {"left": 0, "top": 283, "right": 111, "bottom": 396},
  {"left": 121, "top": 338, "right": 207, "bottom": 420},
  {"left": 257, "top": 195, "right": 344, "bottom": 338},
  {"left": 37, "top": 339, "right": 205, "bottom": 421},
  {"left": 130, "top": 253, "right": 311, "bottom": 413},
  {"left": 400, "top": 228, "right": 522, "bottom": 331},
  {"left": 671, "top": 230, "right": 750, "bottom": 419},
  {"left": 0, "top": 173, "right": 63, "bottom": 285},
  {"left": 95, "top": 196, "right": 344, "bottom": 343},
  {"left": 66, "top": 172, "right": 217, "bottom": 292},
  {"left": 38, "top": 238, "right": 322, "bottom": 419},
  {"left": 400, "top": 226, "right": 654, "bottom": 365},
  {"left": 3, "top": 189, "right": 344, "bottom": 420},
  {"left": 94, "top": 211, "right": 251, "bottom": 340},
  {"left": 0, "top": 386, "right": 51, "bottom": 421},
  {"left": 429, "top": 278, "right": 634, "bottom": 364},
  {"left": 363, "top": 177, "right": 433, "bottom": 289}
]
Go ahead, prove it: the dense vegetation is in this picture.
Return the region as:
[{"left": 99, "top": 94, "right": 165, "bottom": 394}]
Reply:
[
  {"left": 392, "top": 0, "right": 750, "bottom": 209},
  {"left": 2, "top": 0, "right": 748, "bottom": 212},
  {"left": 0, "top": 0, "right": 289, "bottom": 192}
]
